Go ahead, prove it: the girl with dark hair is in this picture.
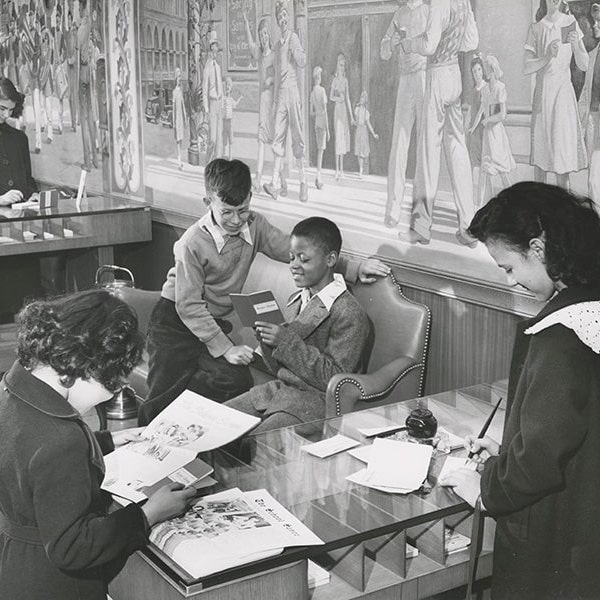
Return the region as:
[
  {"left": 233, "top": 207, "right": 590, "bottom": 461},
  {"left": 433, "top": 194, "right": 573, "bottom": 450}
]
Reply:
[
  {"left": 441, "top": 181, "right": 600, "bottom": 598},
  {"left": 0, "top": 290, "right": 196, "bottom": 600},
  {"left": 0, "top": 76, "right": 38, "bottom": 205}
]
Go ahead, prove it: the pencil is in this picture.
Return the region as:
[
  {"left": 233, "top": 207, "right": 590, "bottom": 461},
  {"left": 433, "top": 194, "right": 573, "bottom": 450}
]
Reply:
[{"left": 467, "top": 396, "right": 503, "bottom": 460}]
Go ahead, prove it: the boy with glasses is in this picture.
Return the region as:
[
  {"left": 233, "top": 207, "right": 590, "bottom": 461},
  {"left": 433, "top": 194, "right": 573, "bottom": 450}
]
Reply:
[{"left": 139, "top": 158, "right": 389, "bottom": 425}]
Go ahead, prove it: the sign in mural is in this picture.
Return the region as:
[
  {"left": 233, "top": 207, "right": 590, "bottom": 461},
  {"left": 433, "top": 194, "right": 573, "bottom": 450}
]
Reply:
[{"left": 226, "top": 0, "right": 258, "bottom": 71}]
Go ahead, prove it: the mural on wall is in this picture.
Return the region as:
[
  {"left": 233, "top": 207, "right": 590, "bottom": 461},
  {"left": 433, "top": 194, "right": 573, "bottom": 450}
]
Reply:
[
  {"left": 0, "top": 0, "right": 108, "bottom": 191},
  {"left": 5, "top": 0, "right": 600, "bottom": 282}
]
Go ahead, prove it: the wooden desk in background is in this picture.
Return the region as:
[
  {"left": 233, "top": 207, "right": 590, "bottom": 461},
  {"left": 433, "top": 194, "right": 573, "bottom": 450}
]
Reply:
[
  {"left": 0, "top": 195, "right": 151, "bottom": 311},
  {"left": 110, "top": 384, "right": 505, "bottom": 600}
]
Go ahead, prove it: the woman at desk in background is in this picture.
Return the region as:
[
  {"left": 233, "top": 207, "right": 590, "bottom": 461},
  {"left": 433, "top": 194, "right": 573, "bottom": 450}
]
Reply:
[
  {"left": 0, "top": 77, "right": 38, "bottom": 205},
  {"left": 441, "top": 182, "right": 600, "bottom": 599},
  {"left": 0, "top": 290, "right": 196, "bottom": 600}
]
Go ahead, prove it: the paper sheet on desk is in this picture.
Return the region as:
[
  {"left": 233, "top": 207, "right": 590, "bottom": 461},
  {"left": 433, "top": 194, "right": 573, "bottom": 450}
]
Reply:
[
  {"left": 301, "top": 434, "right": 360, "bottom": 458},
  {"left": 437, "top": 456, "right": 477, "bottom": 482},
  {"left": 366, "top": 438, "right": 433, "bottom": 490},
  {"left": 346, "top": 468, "right": 416, "bottom": 494}
]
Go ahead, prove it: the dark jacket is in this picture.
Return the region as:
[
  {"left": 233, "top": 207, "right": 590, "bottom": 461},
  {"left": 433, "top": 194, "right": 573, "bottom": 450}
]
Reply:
[
  {"left": 481, "top": 285, "right": 600, "bottom": 599},
  {"left": 0, "top": 121, "right": 38, "bottom": 199},
  {"left": 0, "top": 361, "right": 149, "bottom": 600}
]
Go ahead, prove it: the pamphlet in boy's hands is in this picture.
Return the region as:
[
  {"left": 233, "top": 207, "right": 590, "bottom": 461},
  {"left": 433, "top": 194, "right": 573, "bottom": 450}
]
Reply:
[{"left": 230, "top": 289, "right": 284, "bottom": 327}]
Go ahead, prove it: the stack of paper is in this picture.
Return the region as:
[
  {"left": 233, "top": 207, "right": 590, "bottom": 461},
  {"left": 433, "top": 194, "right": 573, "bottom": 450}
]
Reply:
[
  {"left": 149, "top": 488, "right": 324, "bottom": 579},
  {"left": 346, "top": 438, "right": 433, "bottom": 493}
]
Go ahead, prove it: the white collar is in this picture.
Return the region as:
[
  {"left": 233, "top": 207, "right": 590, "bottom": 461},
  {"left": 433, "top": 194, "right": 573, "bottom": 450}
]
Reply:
[
  {"left": 540, "top": 12, "right": 571, "bottom": 29},
  {"left": 407, "top": 0, "right": 423, "bottom": 8},
  {"left": 291, "top": 273, "right": 347, "bottom": 313},
  {"left": 524, "top": 301, "right": 600, "bottom": 354},
  {"left": 197, "top": 212, "right": 253, "bottom": 253}
]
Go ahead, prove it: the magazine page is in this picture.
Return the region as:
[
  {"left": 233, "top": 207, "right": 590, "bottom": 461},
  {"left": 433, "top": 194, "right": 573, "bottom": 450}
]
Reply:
[
  {"left": 148, "top": 488, "right": 324, "bottom": 579},
  {"left": 142, "top": 390, "right": 261, "bottom": 453},
  {"left": 102, "top": 441, "right": 196, "bottom": 502}
]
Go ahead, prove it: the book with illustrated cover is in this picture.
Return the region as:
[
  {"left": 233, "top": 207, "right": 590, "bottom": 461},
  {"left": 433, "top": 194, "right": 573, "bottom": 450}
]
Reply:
[
  {"left": 148, "top": 487, "right": 324, "bottom": 580},
  {"left": 230, "top": 289, "right": 285, "bottom": 327}
]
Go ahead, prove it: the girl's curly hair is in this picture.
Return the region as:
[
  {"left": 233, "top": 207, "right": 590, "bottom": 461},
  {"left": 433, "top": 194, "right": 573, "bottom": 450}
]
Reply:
[
  {"left": 17, "top": 290, "right": 143, "bottom": 392},
  {"left": 468, "top": 182, "right": 600, "bottom": 287},
  {"left": 0, "top": 77, "right": 25, "bottom": 119}
]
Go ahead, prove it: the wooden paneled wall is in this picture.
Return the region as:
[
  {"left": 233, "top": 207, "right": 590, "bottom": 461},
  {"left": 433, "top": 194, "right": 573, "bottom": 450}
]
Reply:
[{"left": 116, "top": 221, "right": 521, "bottom": 396}]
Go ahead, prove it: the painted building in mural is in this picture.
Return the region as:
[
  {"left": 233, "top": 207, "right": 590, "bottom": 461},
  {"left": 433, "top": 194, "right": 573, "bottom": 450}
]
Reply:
[{"left": 139, "top": 0, "right": 187, "bottom": 99}]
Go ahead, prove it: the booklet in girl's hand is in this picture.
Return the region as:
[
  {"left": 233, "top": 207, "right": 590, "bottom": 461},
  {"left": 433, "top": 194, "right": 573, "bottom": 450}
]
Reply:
[{"left": 230, "top": 290, "right": 284, "bottom": 327}]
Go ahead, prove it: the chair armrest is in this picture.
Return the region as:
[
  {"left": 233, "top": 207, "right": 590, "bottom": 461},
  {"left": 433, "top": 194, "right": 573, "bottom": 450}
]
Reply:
[{"left": 325, "top": 355, "right": 425, "bottom": 417}]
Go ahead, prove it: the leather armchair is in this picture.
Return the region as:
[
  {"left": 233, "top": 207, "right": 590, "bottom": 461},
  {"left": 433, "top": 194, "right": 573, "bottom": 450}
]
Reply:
[
  {"left": 325, "top": 272, "right": 431, "bottom": 417},
  {"left": 113, "top": 286, "right": 162, "bottom": 400}
]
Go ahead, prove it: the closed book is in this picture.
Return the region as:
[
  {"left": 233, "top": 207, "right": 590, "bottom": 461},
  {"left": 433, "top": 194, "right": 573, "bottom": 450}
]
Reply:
[{"left": 230, "top": 290, "right": 284, "bottom": 327}]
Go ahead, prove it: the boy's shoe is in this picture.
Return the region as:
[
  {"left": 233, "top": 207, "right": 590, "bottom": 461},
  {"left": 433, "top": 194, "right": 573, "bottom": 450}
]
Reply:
[
  {"left": 263, "top": 182, "right": 278, "bottom": 200},
  {"left": 299, "top": 182, "right": 308, "bottom": 203}
]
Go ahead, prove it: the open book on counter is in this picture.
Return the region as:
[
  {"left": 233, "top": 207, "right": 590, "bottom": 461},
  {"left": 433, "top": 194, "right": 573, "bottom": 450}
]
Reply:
[
  {"left": 148, "top": 487, "right": 324, "bottom": 580},
  {"left": 102, "top": 390, "right": 260, "bottom": 502}
]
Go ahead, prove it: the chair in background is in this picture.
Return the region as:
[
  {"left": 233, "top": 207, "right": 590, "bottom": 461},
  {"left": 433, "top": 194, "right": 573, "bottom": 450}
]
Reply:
[
  {"left": 325, "top": 271, "right": 431, "bottom": 417},
  {"left": 113, "top": 286, "right": 161, "bottom": 402}
]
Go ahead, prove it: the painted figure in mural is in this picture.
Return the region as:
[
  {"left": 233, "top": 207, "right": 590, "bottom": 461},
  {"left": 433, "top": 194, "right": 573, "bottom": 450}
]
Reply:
[
  {"left": 380, "top": 0, "right": 428, "bottom": 228},
  {"left": 470, "top": 55, "right": 515, "bottom": 208},
  {"left": 39, "top": 27, "right": 54, "bottom": 145},
  {"left": 222, "top": 77, "right": 242, "bottom": 161},
  {"left": 353, "top": 91, "right": 379, "bottom": 179},
  {"left": 466, "top": 55, "right": 486, "bottom": 203},
  {"left": 172, "top": 66, "right": 186, "bottom": 171},
  {"left": 309, "top": 65, "right": 329, "bottom": 190},
  {"left": 578, "top": 3, "right": 600, "bottom": 211},
  {"left": 263, "top": 0, "right": 308, "bottom": 204},
  {"left": 524, "top": 0, "right": 588, "bottom": 191},
  {"left": 330, "top": 52, "right": 354, "bottom": 181},
  {"left": 202, "top": 30, "right": 223, "bottom": 164},
  {"left": 64, "top": 9, "right": 78, "bottom": 131},
  {"left": 399, "top": 0, "right": 479, "bottom": 248},
  {"left": 78, "top": 0, "right": 98, "bottom": 171},
  {"left": 243, "top": 13, "right": 276, "bottom": 192},
  {"left": 20, "top": 6, "right": 43, "bottom": 153},
  {"left": 53, "top": 3, "right": 68, "bottom": 135}
]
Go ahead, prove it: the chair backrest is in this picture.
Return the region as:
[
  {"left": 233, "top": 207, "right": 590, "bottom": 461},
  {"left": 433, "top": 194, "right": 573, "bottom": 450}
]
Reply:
[
  {"left": 113, "top": 287, "right": 162, "bottom": 338},
  {"left": 351, "top": 272, "right": 431, "bottom": 394}
]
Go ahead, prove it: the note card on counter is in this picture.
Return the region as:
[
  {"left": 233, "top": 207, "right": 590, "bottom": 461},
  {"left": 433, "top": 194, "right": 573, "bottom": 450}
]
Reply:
[{"left": 301, "top": 434, "right": 360, "bottom": 458}]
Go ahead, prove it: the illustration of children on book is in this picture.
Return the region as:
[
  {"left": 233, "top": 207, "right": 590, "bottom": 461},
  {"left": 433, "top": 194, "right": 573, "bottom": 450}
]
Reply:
[{"left": 353, "top": 90, "right": 379, "bottom": 178}]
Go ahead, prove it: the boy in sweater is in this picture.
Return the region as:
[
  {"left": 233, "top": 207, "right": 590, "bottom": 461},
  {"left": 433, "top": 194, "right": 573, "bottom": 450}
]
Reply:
[{"left": 138, "top": 159, "right": 389, "bottom": 425}]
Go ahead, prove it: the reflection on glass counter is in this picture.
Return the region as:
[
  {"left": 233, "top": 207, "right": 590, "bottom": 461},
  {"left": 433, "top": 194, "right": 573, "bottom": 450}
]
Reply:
[{"left": 0, "top": 195, "right": 151, "bottom": 255}]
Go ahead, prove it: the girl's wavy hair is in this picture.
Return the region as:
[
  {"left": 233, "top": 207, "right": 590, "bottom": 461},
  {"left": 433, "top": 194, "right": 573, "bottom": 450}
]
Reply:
[
  {"left": 17, "top": 289, "right": 143, "bottom": 392},
  {"left": 0, "top": 77, "right": 25, "bottom": 119},
  {"left": 468, "top": 182, "right": 600, "bottom": 287}
]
